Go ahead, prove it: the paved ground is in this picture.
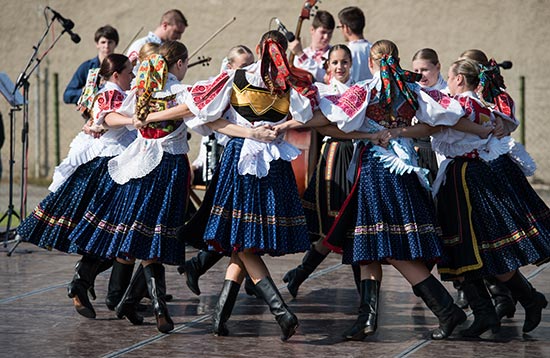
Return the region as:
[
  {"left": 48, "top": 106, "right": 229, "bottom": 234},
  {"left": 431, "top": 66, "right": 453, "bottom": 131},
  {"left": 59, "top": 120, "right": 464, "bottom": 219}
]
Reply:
[{"left": 1, "top": 182, "right": 550, "bottom": 358}]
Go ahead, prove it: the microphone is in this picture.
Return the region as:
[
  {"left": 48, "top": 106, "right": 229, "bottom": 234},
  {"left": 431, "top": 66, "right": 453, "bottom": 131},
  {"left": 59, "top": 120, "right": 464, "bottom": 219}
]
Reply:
[
  {"left": 497, "top": 60, "right": 513, "bottom": 70},
  {"left": 66, "top": 30, "right": 81, "bottom": 43},
  {"left": 46, "top": 6, "right": 74, "bottom": 30},
  {"left": 274, "top": 18, "right": 296, "bottom": 42},
  {"left": 46, "top": 7, "right": 80, "bottom": 43}
]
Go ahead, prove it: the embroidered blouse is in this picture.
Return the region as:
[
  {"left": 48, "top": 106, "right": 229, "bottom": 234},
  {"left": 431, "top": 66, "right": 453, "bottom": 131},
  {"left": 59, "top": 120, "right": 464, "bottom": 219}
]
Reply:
[
  {"left": 184, "top": 61, "right": 316, "bottom": 178},
  {"left": 107, "top": 73, "right": 190, "bottom": 184}
]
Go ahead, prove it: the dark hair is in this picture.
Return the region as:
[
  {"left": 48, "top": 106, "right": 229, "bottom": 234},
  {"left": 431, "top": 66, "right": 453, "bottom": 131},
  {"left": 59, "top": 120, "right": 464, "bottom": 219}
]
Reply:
[
  {"left": 94, "top": 25, "right": 119, "bottom": 45},
  {"left": 324, "top": 44, "right": 352, "bottom": 70},
  {"left": 312, "top": 10, "right": 335, "bottom": 30},
  {"left": 260, "top": 30, "right": 288, "bottom": 51},
  {"left": 159, "top": 40, "right": 189, "bottom": 68},
  {"left": 412, "top": 48, "right": 440, "bottom": 66},
  {"left": 161, "top": 9, "right": 188, "bottom": 27},
  {"left": 338, "top": 7, "right": 365, "bottom": 34},
  {"left": 99, "top": 53, "right": 129, "bottom": 79}
]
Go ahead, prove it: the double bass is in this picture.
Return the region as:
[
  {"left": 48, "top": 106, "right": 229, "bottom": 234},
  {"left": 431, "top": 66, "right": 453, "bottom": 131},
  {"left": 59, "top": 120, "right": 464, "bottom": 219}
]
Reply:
[{"left": 285, "top": 0, "right": 321, "bottom": 196}]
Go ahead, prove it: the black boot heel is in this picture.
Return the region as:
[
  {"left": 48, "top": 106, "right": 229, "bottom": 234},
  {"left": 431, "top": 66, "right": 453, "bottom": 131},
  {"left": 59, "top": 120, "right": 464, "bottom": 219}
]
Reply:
[
  {"left": 212, "top": 280, "right": 241, "bottom": 336},
  {"left": 144, "top": 263, "right": 174, "bottom": 333},
  {"left": 115, "top": 264, "right": 147, "bottom": 325},
  {"left": 344, "top": 279, "right": 380, "bottom": 341},
  {"left": 181, "top": 251, "right": 224, "bottom": 296},
  {"left": 282, "top": 249, "right": 327, "bottom": 298},
  {"left": 460, "top": 279, "right": 500, "bottom": 338},
  {"left": 67, "top": 256, "right": 102, "bottom": 319},
  {"left": 503, "top": 271, "right": 548, "bottom": 333},
  {"left": 255, "top": 276, "right": 300, "bottom": 341},
  {"left": 413, "top": 275, "right": 467, "bottom": 340}
]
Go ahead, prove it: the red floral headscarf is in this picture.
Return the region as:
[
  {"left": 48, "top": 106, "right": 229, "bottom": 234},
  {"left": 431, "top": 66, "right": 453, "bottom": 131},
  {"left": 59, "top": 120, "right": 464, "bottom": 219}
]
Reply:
[{"left": 260, "top": 39, "right": 318, "bottom": 108}]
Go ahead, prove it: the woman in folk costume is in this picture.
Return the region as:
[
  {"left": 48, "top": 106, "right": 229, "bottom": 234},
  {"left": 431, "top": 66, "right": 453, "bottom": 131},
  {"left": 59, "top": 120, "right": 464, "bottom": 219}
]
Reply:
[
  {"left": 182, "top": 30, "right": 324, "bottom": 341},
  {"left": 17, "top": 54, "right": 136, "bottom": 319},
  {"left": 68, "top": 42, "right": 192, "bottom": 333},
  {"left": 431, "top": 58, "right": 549, "bottom": 337},
  {"left": 317, "top": 39, "right": 468, "bottom": 341},
  {"left": 453, "top": 49, "right": 521, "bottom": 324},
  {"left": 177, "top": 45, "right": 260, "bottom": 299},
  {"left": 410, "top": 48, "right": 471, "bottom": 309},
  {"left": 410, "top": 48, "right": 448, "bottom": 183},
  {"left": 283, "top": 44, "right": 364, "bottom": 298}
]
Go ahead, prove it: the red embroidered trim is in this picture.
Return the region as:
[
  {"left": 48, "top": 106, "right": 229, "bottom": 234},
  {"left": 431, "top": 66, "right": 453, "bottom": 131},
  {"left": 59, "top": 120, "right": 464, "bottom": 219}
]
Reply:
[
  {"left": 96, "top": 90, "right": 124, "bottom": 112},
  {"left": 191, "top": 71, "right": 230, "bottom": 110},
  {"left": 336, "top": 85, "right": 367, "bottom": 117}
]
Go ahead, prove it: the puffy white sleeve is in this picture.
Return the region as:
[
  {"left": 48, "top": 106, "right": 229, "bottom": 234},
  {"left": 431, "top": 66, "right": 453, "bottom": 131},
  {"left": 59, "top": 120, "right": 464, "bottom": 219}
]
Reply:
[
  {"left": 289, "top": 87, "right": 316, "bottom": 124},
  {"left": 92, "top": 89, "right": 126, "bottom": 126},
  {"left": 414, "top": 87, "right": 465, "bottom": 127},
  {"left": 318, "top": 82, "right": 372, "bottom": 133},
  {"left": 184, "top": 70, "right": 236, "bottom": 135}
]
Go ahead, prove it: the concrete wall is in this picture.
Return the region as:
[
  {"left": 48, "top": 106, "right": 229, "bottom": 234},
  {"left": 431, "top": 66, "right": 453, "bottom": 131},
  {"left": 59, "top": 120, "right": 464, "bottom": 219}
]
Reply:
[{"left": 1, "top": 0, "right": 549, "bottom": 183}]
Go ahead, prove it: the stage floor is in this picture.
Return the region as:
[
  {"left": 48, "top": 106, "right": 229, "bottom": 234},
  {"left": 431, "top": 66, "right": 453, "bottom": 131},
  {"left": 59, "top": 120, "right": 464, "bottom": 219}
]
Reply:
[{"left": 1, "top": 242, "right": 549, "bottom": 358}]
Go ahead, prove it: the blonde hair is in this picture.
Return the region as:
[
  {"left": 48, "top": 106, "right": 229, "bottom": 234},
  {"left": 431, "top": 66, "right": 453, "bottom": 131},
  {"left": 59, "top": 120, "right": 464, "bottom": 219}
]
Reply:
[
  {"left": 370, "top": 39, "right": 399, "bottom": 63},
  {"left": 450, "top": 58, "right": 480, "bottom": 89},
  {"left": 227, "top": 45, "right": 254, "bottom": 67},
  {"left": 138, "top": 42, "right": 160, "bottom": 62},
  {"left": 459, "top": 49, "right": 489, "bottom": 66},
  {"left": 412, "top": 48, "right": 439, "bottom": 66}
]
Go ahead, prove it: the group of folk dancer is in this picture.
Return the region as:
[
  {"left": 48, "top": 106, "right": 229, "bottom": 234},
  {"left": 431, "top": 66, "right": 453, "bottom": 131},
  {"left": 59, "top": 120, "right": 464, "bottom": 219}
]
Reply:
[{"left": 17, "top": 7, "right": 549, "bottom": 342}]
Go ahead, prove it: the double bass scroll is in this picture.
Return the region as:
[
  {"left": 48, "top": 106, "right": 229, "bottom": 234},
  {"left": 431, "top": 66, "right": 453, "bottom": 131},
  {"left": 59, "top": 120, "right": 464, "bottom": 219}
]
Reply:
[{"left": 286, "top": 0, "right": 321, "bottom": 197}]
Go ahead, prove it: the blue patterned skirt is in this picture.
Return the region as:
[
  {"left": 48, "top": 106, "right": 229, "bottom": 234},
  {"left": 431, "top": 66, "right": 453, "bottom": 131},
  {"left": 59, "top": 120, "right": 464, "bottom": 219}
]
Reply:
[
  {"left": 436, "top": 156, "right": 550, "bottom": 281},
  {"left": 325, "top": 143, "right": 443, "bottom": 265},
  {"left": 302, "top": 138, "right": 354, "bottom": 243},
  {"left": 69, "top": 153, "right": 190, "bottom": 265},
  {"left": 202, "top": 137, "right": 310, "bottom": 256},
  {"left": 17, "top": 156, "right": 113, "bottom": 253}
]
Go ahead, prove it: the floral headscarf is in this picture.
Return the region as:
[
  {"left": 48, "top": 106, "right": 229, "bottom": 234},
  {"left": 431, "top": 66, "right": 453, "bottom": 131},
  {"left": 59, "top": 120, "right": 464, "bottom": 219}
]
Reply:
[
  {"left": 135, "top": 54, "right": 168, "bottom": 121},
  {"left": 379, "top": 55, "right": 422, "bottom": 111},
  {"left": 260, "top": 38, "right": 318, "bottom": 108},
  {"left": 479, "top": 58, "right": 506, "bottom": 104},
  {"left": 76, "top": 68, "right": 100, "bottom": 119}
]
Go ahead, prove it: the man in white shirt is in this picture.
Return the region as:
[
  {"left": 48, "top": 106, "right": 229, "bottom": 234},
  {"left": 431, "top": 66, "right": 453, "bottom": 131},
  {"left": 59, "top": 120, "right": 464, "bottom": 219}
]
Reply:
[
  {"left": 126, "top": 9, "right": 187, "bottom": 63},
  {"left": 337, "top": 6, "right": 372, "bottom": 83}
]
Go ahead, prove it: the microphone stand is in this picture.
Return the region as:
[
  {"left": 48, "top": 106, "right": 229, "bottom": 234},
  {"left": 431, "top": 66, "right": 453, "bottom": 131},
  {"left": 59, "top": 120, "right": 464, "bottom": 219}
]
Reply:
[{"left": 5, "top": 11, "right": 78, "bottom": 256}]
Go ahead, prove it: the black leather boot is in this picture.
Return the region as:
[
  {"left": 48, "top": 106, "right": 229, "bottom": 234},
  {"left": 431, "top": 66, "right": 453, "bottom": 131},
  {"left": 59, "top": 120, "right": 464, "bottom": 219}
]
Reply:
[
  {"left": 144, "top": 263, "right": 174, "bottom": 333},
  {"left": 67, "top": 255, "right": 102, "bottom": 319},
  {"left": 460, "top": 278, "right": 501, "bottom": 337},
  {"left": 177, "top": 250, "right": 224, "bottom": 296},
  {"left": 115, "top": 264, "right": 148, "bottom": 325},
  {"left": 484, "top": 275, "right": 516, "bottom": 320},
  {"left": 282, "top": 248, "right": 328, "bottom": 298},
  {"left": 343, "top": 279, "right": 380, "bottom": 340},
  {"left": 212, "top": 279, "right": 241, "bottom": 336},
  {"left": 413, "top": 275, "right": 467, "bottom": 340},
  {"left": 105, "top": 261, "right": 135, "bottom": 310},
  {"left": 255, "top": 276, "right": 299, "bottom": 341},
  {"left": 453, "top": 280, "right": 469, "bottom": 309},
  {"left": 67, "top": 258, "right": 112, "bottom": 302},
  {"left": 503, "top": 270, "right": 548, "bottom": 333},
  {"left": 244, "top": 275, "right": 259, "bottom": 298}
]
